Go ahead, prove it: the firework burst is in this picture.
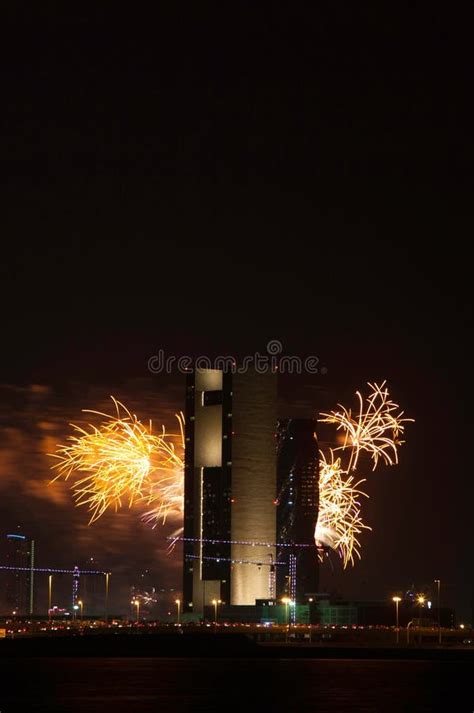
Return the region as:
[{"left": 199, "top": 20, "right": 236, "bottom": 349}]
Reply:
[
  {"left": 316, "top": 381, "right": 412, "bottom": 567},
  {"left": 140, "top": 413, "right": 184, "bottom": 528},
  {"left": 50, "top": 399, "right": 184, "bottom": 524},
  {"left": 319, "top": 381, "right": 412, "bottom": 472},
  {"left": 315, "top": 450, "right": 370, "bottom": 567}
]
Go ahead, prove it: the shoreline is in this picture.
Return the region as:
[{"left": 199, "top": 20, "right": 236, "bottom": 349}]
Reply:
[{"left": 2, "top": 633, "right": 474, "bottom": 661}]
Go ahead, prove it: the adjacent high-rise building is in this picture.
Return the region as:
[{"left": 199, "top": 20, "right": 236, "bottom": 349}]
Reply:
[
  {"left": 2, "top": 533, "right": 35, "bottom": 615},
  {"left": 183, "top": 369, "right": 277, "bottom": 613},
  {"left": 276, "top": 419, "right": 319, "bottom": 602}
]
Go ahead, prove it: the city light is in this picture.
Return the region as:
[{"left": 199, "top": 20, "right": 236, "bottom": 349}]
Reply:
[{"left": 392, "top": 596, "right": 401, "bottom": 644}]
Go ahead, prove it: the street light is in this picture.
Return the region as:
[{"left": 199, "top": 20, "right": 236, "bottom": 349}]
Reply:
[
  {"left": 392, "top": 596, "right": 401, "bottom": 644},
  {"left": 105, "top": 573, "right": 110, "bottom": 625},
  {"left": 281, "top": 597, "right": 291, "bottom": 642},
  {"left": 415, "top": 596, "right": 425, "bottom": 643},
  {"left": 212, "top": 599, "right": 221, "bottom": 631},
  {"left": 434, "top": 579, "right": 441, "bottom": 645},
  {"left": 48, "top": 575, "right": 53, "bottom": 621},
  {"left": 78, "top": 600, "right": 84, "bottom": 620},
  {"left": 175, "top": 599, "right": 181, "bottom": 625},
  {"left": 131, "top": 599, "right": 140, "bottom": 624},
  {"left": 73, "top": 604, "right": 79, "bottom": 621}
]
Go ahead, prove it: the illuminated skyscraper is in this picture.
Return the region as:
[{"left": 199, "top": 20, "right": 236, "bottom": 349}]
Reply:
[
  {"left": 2, "top": 533, "right": 35, "bottom": 615},
  {"left": 276, "top": 419, "right": 319, "bottom": 603},
  {"left": 183, "top": 369, "right": 277, "bottom": 614}
]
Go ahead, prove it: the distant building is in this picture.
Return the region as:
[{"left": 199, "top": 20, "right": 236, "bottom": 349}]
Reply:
[
  {"left": 2, "top": 533, "right": 35, "bottom": 615},
  {"left": 183, "top": 369, "right": 277, "bottom": 614},
  {"left": 276, "top": 419, "right": 319, "bottom": 606},
  {"left": 313, "top": 597, "right": 455, "bottom": 627}
]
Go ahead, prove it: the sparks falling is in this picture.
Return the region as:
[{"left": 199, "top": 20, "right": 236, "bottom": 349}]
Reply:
[
  {"left": 140, "top": 412, "right": 184, "bottom": 528},
  {"left": 50, "top": 399, "right": 184, "bottom": 524},
  {"left": 319, "top": 381, "right": 412, "bottom": 472},
  {"left": 315, "top": 450, "right": 370, "bottom": 568},
  {"left": 316, "top": 381, "right": 412, "bottom": 567}
]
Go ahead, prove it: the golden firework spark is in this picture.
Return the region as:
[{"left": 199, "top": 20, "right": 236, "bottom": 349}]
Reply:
[
  {"left": 141, "top": 412, "right": 184, "bottom": 528},
  {"left": 319, "top": 381, "right": 412, "bottom": 472},
  {"left": 315, "top": 450, "right": 371, "bottom": 568},
  {"left": 50, "top": 399, "right": 184, "bottom": 525},
  {"left": 316, "top": 382, "right": 412, "bottom": 567}
]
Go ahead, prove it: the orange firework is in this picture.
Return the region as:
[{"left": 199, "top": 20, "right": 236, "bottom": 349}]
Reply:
[{"left": 50, "top": 399, "right": 184, "bottom": 524}]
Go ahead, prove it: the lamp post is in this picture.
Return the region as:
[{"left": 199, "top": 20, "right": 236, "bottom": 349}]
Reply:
[
  {"left": 175, "top": 599, "right": 181, "bottom": 625},
  {"left": 434, "top": 579, "right": 441, "bottom": 645},
  {"left": 48, "top": 575, "right": 53, "bottom": 621},
  {"left": 281, "top": 597, "right": 291, "bottom": 643},
  {"left": 78, "top": 600, "right": 84, "bottom": 620},
  {"left": 212, "top": 599, "right": 221, "bottom": 632},
  {"left": 105, "top": 573, "right": 110, "bottom": 625},
  {"left": 73, "top": 604, "right": 79, "bottom": 621},
  {"left": 132, "top": 599, "right": 140, "bottom": 624},
  {"left": 392, "top": 597, "right": 401, "bottom": 644},
  {"left": 416, "top": 596, "right": 425, "bottom": 644}
]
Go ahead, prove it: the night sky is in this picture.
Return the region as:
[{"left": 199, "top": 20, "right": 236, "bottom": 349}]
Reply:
[{"left": 1, "top": 7, "right": 472, "bottom": 619}]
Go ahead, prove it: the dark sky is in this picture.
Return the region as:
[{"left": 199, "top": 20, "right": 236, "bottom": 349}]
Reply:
[{"left": 1, "top": 7, "right": 473, "bottom": 619}]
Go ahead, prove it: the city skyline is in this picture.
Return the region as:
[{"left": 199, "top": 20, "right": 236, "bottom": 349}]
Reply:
[
  {"left": 1, "top": 6, "right": 472, "bottom": 711},
  {"left": 0, "top": 370, "right": 460, "bottom": 622}
]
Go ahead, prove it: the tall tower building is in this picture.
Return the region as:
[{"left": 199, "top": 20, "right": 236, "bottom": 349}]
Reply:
[
  {"left": 276, "top": 419, "right": 319, "bottom": 602},
  {"left": 3, "top": 533, "right": 35, "bottom": 615},
  {"left": 183, "top": 369, "right": 277, "bottom": 614}
]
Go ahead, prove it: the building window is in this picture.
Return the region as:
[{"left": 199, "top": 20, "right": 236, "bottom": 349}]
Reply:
[{"left": 203, "top": 390, "right": 223, "bottom": 406}]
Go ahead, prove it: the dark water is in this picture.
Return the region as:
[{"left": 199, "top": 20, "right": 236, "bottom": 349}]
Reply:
[{"left": 1, "top": 658, "right": 472, "bottom": 712}]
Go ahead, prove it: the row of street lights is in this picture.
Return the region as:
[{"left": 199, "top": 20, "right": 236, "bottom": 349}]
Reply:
[
  {"left": 46, "top": 572, "right": 110, "bottom": 623},
  {"left": 44, "top": 578, "right": 442, "bottom": 634},
  {"left": 173, "top": 598, "right": 221, "bottom": 627}
]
